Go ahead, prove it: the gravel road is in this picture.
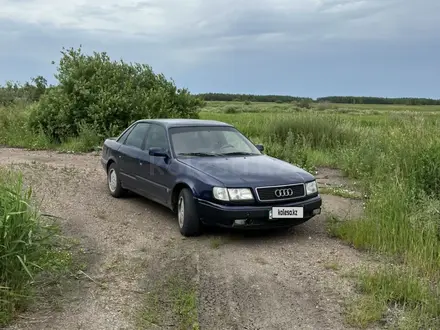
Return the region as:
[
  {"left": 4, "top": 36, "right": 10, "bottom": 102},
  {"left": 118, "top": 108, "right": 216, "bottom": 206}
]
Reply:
[{"left": 1, "top": 148, "right": 370, "bottom": 330}]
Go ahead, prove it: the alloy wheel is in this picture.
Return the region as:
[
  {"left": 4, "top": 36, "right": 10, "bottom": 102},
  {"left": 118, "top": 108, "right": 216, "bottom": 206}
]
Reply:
[
  {"left": 108, "top": 169, "right": 117, "bottom": 193},
  {"left": 178, "top": 196, "right": 185, "bottom": 228}
]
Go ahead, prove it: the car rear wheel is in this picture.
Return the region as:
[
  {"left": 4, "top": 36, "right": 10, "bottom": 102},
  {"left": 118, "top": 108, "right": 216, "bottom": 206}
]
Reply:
[
  {"left": 177, "top": 188, "right": 202, "bottom": 237},
  {"left": 107, "top": 163, "right": 125, "bottom": 198}
]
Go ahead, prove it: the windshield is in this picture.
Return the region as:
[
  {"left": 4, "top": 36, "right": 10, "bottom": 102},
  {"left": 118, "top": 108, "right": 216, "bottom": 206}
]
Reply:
[{"left": 169, "top": 126, "right": 261, "bottom": 157}]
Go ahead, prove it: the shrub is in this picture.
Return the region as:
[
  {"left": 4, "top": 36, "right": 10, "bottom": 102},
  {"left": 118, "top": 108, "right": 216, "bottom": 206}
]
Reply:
[
  {"left": 29, "top": 47, "right": 204, "bottom": 142},
  {"left": 224, "top": 105, "right": 240, "bottom": 114},
  {"left": 297, "top": 99, "right": 312, "bottom": 109},
  {"left": 0, "top": 104, "right": 52, "bottom": 149}
]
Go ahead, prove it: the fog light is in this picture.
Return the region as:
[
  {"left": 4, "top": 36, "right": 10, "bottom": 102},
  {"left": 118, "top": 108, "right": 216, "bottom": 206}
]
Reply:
[
  {"left": 234, "top": 219, "right": 247, "bottom": 225},
  {"left": 312, "top": 208, "right": 321, "bottom": 215}
]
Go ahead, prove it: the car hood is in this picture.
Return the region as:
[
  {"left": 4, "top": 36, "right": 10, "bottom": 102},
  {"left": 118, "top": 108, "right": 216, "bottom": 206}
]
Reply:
[{"left": 178, "top": 155, "right": 315, "bottom": 186}]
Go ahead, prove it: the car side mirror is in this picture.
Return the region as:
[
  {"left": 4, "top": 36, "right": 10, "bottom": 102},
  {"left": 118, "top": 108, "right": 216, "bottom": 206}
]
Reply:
[
  {"left": 149, "top": 147, "right": 170, "bottom": 158},
  {"left": 255, "top": 144, "right": 264, "bottom": 152}
]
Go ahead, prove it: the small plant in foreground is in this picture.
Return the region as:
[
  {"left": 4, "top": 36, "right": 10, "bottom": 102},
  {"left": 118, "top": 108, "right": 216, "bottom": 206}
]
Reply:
[
  {"left": 346, "top": 266, "right": 440, "bottom": 329},
  {"left": 139, "top": 274, "right": 199, "bottom": 330},
  {"left": 0, "top": 170, "right": 72, "bottom": 326}
]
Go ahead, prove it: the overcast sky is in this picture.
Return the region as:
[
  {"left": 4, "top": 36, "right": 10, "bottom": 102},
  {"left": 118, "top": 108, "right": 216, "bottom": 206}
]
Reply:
[{"left": 0, "top": 0, "right": 439, "bottom": 98}]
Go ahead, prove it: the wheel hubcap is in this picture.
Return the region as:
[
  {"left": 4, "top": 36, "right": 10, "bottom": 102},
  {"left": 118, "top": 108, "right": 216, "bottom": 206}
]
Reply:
[
  {"left": 108, "top": 169, "right": 117, "bottom": 192},
  {"left": 178, "top": 196, "right": 185, "bottom": 228}
]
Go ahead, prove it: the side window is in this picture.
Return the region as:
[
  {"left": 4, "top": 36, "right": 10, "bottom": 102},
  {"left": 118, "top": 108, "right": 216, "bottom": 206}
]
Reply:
[
  {"left": 117, "top": 125, "right": 134, "bottom": 144},
  {"left": 124, "top": 123, "right": 150, "bottom": 149},
  {"left": 144, "top": 124, "right": 168, "bottom": 151}
]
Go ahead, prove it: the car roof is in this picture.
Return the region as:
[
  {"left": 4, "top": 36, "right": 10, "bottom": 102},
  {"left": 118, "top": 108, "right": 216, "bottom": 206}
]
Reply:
[{"left": 134, "top": 118, "right": 233, "bottom": 129}]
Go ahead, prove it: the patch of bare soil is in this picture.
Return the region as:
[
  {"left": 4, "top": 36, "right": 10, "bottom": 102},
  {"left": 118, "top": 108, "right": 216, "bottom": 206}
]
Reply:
[{"left": 0, "top": 148, "right": 374, "bottom": 330}]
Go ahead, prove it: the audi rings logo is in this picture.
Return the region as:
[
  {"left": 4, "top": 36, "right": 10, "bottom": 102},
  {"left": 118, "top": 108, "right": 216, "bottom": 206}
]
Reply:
[{"left": 274, "top": 188, "right": 294, "bottom": 198}]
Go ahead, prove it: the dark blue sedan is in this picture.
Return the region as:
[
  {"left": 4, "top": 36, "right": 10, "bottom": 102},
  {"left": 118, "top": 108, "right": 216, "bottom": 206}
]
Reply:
[{"left": 100, "top": 119, "right": 322, "bottom": 237}]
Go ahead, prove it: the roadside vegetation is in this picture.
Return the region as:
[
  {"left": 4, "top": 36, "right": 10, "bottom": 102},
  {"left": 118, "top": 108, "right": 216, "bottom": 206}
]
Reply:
[
  {"left": 1, "top": 46, "right": 440, "bottom": 328},
  {"left": 138, "top": 273, "right": 199, "bottom": 329},
  {"left": 0, "top": 46, "right": 204, "bottom": 152},
  {"left": 0, "top": 170, "right": 76, "bottom": 326},
  {"left": 202, "top": 108, "right": 440, "bottom": 329}
]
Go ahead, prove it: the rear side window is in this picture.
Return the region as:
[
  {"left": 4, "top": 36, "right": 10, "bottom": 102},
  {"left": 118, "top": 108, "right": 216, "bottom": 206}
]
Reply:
[{"left": 124, "top": 123, "right": 150, "bottom": 149}]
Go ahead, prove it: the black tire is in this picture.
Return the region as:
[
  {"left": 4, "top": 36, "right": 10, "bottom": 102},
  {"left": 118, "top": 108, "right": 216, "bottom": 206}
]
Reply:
[
  {"left": 177, "top": 188, "right": 202, "bottom": 237},
  {"left": 107, "top": 162, "right": 125, "bottom": 198}
]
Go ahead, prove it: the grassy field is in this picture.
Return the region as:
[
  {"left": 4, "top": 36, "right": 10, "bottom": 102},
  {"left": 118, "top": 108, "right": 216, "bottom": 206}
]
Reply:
[
  {"left": 200, "top": 101, "right": 440, "bottom": 329},
  {"left": 204, "top": 99, "right": 440, "bottom": 114},
  {"left": 1, "top": 100, "right": 440, "bottom": 328}
]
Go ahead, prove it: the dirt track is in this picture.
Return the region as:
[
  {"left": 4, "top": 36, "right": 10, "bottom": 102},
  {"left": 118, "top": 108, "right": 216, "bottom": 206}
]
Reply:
[{"left": 1, "top": 147, "right": 371, "bottom": 330}]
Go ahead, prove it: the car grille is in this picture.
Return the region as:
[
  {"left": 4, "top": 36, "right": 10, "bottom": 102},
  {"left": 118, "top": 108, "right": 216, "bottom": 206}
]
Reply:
[{"left": 255, "top": 183, "right": 305, "bottom": 202}]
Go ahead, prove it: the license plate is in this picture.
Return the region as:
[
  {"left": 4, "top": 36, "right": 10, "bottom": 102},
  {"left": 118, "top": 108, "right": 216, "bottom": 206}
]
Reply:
[{"left": 269, "top": 207, "right": 303, "bottom": 219}]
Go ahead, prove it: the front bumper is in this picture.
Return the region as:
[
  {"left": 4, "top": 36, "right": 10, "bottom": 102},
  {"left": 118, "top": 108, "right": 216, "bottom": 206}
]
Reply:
[{"left": 196, "top": 195, "right": 322, "bottom": 229}]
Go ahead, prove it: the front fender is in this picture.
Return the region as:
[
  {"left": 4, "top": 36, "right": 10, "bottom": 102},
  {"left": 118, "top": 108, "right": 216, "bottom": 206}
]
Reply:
[{"left": 170, "top": 160, "right": 224, "bottom": 200}]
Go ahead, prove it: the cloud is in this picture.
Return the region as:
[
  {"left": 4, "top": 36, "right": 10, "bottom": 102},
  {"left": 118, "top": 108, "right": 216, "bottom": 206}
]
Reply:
[
  {"left": 0, "top": 0, "right": 439, "bottom": 85},
  {"left": 2, "top": 0, "right": 438, "bottom": 45}
]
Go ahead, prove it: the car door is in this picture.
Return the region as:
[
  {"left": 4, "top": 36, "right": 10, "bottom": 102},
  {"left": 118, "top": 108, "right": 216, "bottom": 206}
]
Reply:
[
  {"left": 117, "top": 122, "right": 150, "bottom": 191},
  {"left": 136, "top": 123, "right": 173, "bottom": 205}
]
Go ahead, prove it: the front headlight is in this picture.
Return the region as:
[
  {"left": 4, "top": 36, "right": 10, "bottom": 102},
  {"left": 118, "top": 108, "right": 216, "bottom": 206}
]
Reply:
[
  {"left": 213, "top": 187, "right": 254, "bottom": 201},
  {"left": 305, "top": 180, "right": 318, "bottom": 195}
]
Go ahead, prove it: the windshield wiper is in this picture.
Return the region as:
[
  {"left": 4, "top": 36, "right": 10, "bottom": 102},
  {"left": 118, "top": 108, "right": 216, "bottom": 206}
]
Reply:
[
  {"left": 216, "top": 151, "right": 257, "bottom": 156},
  {"left": 177, "top": 152, "right": 219, "bottom": 157}
]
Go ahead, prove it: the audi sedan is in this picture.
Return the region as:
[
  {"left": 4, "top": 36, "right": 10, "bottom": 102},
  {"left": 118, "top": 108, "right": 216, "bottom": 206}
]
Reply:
[{"left": 100, "top": 119, "right": 322, "bottom": 237}]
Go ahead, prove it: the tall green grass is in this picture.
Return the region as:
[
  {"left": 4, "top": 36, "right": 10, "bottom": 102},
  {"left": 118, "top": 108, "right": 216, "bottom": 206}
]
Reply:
[
  {"left": 0, "top": 170, "right": 72, "bottom": 326},
  {"left": 202, "top": 110, "right": 440, "bottom": 328},
  {"left": 0, "top": 105, "right": 102, "bottom": 152}
]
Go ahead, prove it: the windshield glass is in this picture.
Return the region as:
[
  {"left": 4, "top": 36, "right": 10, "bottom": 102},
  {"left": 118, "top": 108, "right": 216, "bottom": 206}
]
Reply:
[{"left": 169, "top": 126, "right": 261, "bottom": 157}]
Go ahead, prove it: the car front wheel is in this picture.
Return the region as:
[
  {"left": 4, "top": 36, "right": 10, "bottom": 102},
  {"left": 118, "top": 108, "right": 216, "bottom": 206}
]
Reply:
[{"left": 177, "top": 188, "right": 202, "bottom": 237}]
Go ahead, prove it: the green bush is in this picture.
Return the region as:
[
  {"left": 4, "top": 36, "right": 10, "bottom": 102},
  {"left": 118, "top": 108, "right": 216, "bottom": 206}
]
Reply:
[
  {"left": 224, "top": 105, "right": 240, "bottom": 114},
  {"left": 0, "top": 104, "right": 52, "bottom": 149},
  {"left": 297, "top": 99, "right": 312, "bottom": 109},
  {"left": 29, "top": 47, "right": 204, "bottom": 142}
]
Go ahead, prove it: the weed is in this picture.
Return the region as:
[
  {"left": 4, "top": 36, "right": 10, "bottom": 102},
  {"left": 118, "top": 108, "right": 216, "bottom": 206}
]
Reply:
[
  {"left": 138, "top": 274, "right": 199, "bottom": 330},
  {"left": 210, "top": 237, "right": 223, "bottom": 249},
  {"left": 0, "top": 169, "right": 76, "bottom": 326},
  {"left": 346, "top": 266, "right": 440, "bottom": 329},
  {"left": 319, "top": 186, "right": 363, "bottom": 200},
  {"left": 324, "top": 261, "right": 341, "bottom": 271}
]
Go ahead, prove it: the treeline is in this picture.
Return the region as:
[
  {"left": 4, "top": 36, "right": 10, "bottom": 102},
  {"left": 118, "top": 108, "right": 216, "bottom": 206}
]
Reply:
[
  {"left": 316, "top": 96, "right": 440, "bottom": 106},
  {"left": 0, "top": 76, "right": 50, "bottom": 106},
  {"left": 197, "top": 93, "right": 440, "bottom": 105},
  {"left": 196, "top": 93, "right": 313, "bottom": 103},
  {"left": 3, "top": 82, "right": 440, "bottom": 107}
]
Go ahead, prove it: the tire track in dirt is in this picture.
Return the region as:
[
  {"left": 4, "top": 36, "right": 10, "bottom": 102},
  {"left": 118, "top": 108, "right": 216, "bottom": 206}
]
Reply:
[{"left": 0, "top": 148, "right": 374, "bottom": 330}]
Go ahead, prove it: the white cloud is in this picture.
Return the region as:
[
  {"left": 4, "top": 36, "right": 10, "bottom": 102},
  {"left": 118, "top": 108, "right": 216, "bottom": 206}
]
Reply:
[{"left": 1, "top": 0, "right": 439, "bottom": 64}]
